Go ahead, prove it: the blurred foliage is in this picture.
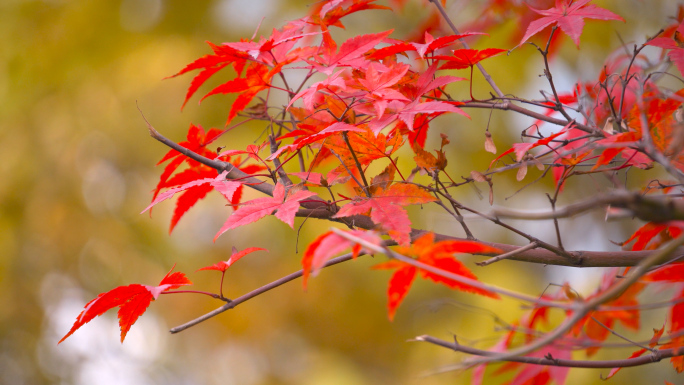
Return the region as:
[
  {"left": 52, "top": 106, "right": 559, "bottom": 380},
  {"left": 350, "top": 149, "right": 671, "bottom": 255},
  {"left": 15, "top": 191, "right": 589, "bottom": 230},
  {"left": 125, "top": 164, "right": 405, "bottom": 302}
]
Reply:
[{"left": 0, "top": 0, "right": 680, "bottom": 384}]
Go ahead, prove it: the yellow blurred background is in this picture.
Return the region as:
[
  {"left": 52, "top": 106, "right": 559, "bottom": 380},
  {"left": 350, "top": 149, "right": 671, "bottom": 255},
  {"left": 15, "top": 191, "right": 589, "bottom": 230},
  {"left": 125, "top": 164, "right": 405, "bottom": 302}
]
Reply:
[{"left": 0, "top": 0, "right": 681, "bottom": 384}]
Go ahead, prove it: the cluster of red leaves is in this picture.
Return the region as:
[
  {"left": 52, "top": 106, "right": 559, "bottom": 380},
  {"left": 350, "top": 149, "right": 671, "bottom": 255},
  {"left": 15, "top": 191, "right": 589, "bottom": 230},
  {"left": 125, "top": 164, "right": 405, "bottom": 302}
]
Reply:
[
  {"left": 150, "top": 124, "right": 266, "bottom": 232},
  {"left": 148, "top": 0, "right": 509, "bottom": 245}
]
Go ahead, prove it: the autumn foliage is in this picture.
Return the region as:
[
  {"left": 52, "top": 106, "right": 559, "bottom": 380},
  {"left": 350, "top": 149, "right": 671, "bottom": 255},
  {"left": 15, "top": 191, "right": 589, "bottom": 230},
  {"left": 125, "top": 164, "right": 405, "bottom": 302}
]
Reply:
[{"left": 61, "top": 0, "right": 684, "bottom": 383}]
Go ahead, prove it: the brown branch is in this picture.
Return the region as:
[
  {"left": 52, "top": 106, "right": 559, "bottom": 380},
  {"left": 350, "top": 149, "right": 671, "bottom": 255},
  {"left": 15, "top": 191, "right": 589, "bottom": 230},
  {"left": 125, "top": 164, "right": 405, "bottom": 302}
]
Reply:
[
  {"left": 493, "top": 190, "right": 684, "bottom": 223},
  {"left": 461, "top": 100, "right": 597, "bottom": 133},
  {"left": 416, "top": 335, "right": 680, "bottom": 370}
]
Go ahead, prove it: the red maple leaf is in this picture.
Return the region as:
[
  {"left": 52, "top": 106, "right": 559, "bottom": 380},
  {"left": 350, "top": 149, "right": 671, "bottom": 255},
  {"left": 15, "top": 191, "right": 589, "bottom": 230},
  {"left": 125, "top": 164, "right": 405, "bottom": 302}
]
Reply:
[
  {"left": 59, "top": 265, "right": 192, "bottom": 343},
  {"left": 333, "top": 183, "right": 437, "bottom": 246},
  {"left": 311, "top": 0, "right": 391, "bottom": 29},
  {"left": 591, "top": 131, "right": 642, "bottom": 171},
  {"left": 435, "top": 48, "right": 506, "bottom": 70},
  {"left": 490, "top": 121, "right": 573, "bottom": 168},
  {"left": 267, "top": 122, "right": 366, "bottom": 160},
  {"left": 659, "top": 286, "right": 684, "bottom": 372},
  {"left": 287, "top": 70, "right": 348, "bottom": 111},
  {"left": 570, "top": 269, "right": 644, "bottom": 356},
  {"left": 647, "top": 20, "right": 684, "bottom": 75},
  {"left": 368, "top": 99, "right": 467, "bottom": 134},
  {"left": 200, "top": 62, "right": 276, "bottom": 125},
  {"left": 301, "top": 229, "right": 382, "bottom": 288},
  {"left": 151, "top": 124, "right": 269, "bottom": 232},
  {"left": 499, "top": 344, "right": 571, "bottom": 385},
  {"left": 642, "top": 261, "right": 684, "bottom": 372},
  {"left": 643, "top": 261, "right": 684, "bottom": 283},
  {"left": 434, "top": 48, "right": 506, "bottom": 99},
  {"left": 605, "top": 324, "right": 665, "bottom": 379},
  {"left": 223, "top": 24, "right": 316, "bottom": 65},
  {"left": 198, "top": 247, "right": 268, "bottom": 273},
  {"left": 373, "top": 232, "right": 501, "bottom": 320},
  {"left": 214, "top": 183, "right": 318, "bottom": 240},
  {"left": 622, "top": 222, "right": 669, "bottom": 251},
  {"left": 355, "top": 62, "right": 411, "bottom": 117},
  {"left": 310, "top": 29, "right": 393, "bottom": 74},
  {"left": 370, "top": 31, "right": 486, "bottom": 59},
  {"left": 167, "top": 42, "right": 249, "bottom": 110},
  {"left": 142, "top": 171, "right": 242, "bottom": 216},
  {"left": 153, "top": 124, "right": 223, "bottom": 200},
  {"left": 518, "top": 0, "right": 624, "bottom": 48}
]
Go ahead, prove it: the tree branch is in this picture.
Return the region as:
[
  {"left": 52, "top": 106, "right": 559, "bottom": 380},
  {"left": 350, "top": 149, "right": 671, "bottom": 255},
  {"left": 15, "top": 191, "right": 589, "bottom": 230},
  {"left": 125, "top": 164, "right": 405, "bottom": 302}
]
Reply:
[{"left": 416, "top": 335, "right": 680, "bottom": 370}]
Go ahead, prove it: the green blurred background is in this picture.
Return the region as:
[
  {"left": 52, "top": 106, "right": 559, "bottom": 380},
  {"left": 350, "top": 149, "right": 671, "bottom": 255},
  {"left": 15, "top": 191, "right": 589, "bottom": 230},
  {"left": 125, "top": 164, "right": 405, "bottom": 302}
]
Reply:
[{"left": 0, "top": 0, "right": 681, "bottom": 384}]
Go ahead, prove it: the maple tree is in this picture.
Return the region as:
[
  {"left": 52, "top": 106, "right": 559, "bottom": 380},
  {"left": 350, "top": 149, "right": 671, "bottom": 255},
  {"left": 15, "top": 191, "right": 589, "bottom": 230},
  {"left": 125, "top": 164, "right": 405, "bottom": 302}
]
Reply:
[{"left": 60, "top": 0, "right": 684, "bottom": 383}]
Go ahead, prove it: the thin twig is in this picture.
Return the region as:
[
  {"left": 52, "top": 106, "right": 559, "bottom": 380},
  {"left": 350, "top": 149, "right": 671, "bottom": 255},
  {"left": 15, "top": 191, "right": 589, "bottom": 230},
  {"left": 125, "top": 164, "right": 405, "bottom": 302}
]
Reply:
[{"left": 476, "top": 242, "right": 539, "bottom": 266}]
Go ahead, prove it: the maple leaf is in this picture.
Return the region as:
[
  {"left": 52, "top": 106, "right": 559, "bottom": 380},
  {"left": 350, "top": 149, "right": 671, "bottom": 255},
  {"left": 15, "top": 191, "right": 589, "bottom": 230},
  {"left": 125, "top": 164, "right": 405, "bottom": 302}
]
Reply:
[
  {"left": 153, "top": 124, "right": 223, "bottom": 200},
  {"left": 373, "top": 232, "right": 501, "bottom": 320},
  {"left": 311, "top": 0, "right": 391, "bottom": 29},
  {"left": 59, "top": 265, "right": 192, "bottom": 343},
  {"left": 605, "top": 324, "right": 665, "bottom": 379},
  {"left": 152, "top": 124, "right": 247, "bottom": 232},
  {"left": 223, "top": 24, "right": 315, "bottom": 65},
  {"left": 368, "top": 99, "right": 468, "bottom": 134},
  {"left": 198, "top": 246, "right": 268, "bottom": 273},
  {"left": 301, "top": 229, "right": 382, "bottom": 288},
  {"left": 201, "top": 62, "right": 275, "bottom": 125},
  {"left": 518, "top": 0, "right": 624, "bottom": 48},
  {"left": 310, "top": 29, "right": 393, "bottom": 74},
  {"left": 625, "top": 90, "right": 684, "bottom": 172},
  {"left": 434, "top": 48, "right": 506, "bottom": 100},
  {"left": 643, "top": 260, "right": 684, "bottom": 282},
  {"left": 570, "top": 269, "right": 644, "bottom": 356},
  {"left": 287, "top": 69, "right": 348, "bottom": 111},
  {"left": 324, "top": 126, "right": 404, "bottom": 178},
  {"left": 647, "top": 20, "right": 684, "bottom": 76},
  {"left": 622, "top": 222, "right": 669, "bottom": 251},
  {"left": 142, "top": 171, "right": 241, "bottom": 216},
  {"left": 505, "top": 345, "right": 571, "bottom": 385},
  {"left": 490, "top": 122, "right": 573, "bottom": 169},
  {"left": 370, "top": 31, "right": 486, "bottom": 59},
  {"left": 435, "top": 48, "right": 507, "bottom": 70},
  {"left": 412, "top": 136, "right": 449, "bottom": 172},
  {"left": 267, "top": 122, "right": 366, "bottom": 160},
  {"left": 334, "top": 183, "right": 437, "bottom": 245},
  {"left": 214, "top": 183, "right": 318, "bottom": 240},
  {"left": 167, "top": 42, "right": 249, "bottom": 110},
  {"left": 289, "top": 171, "right": 351, "bottom": 187},
  {"left": 411, "top": 62, "right": 466, "bottom": 99},
  {"left": 591, "top": 131, "right": 642, "bottom": 171},
  {"left": 354, "top": 62, "right": 411, "bottom": 118}
]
